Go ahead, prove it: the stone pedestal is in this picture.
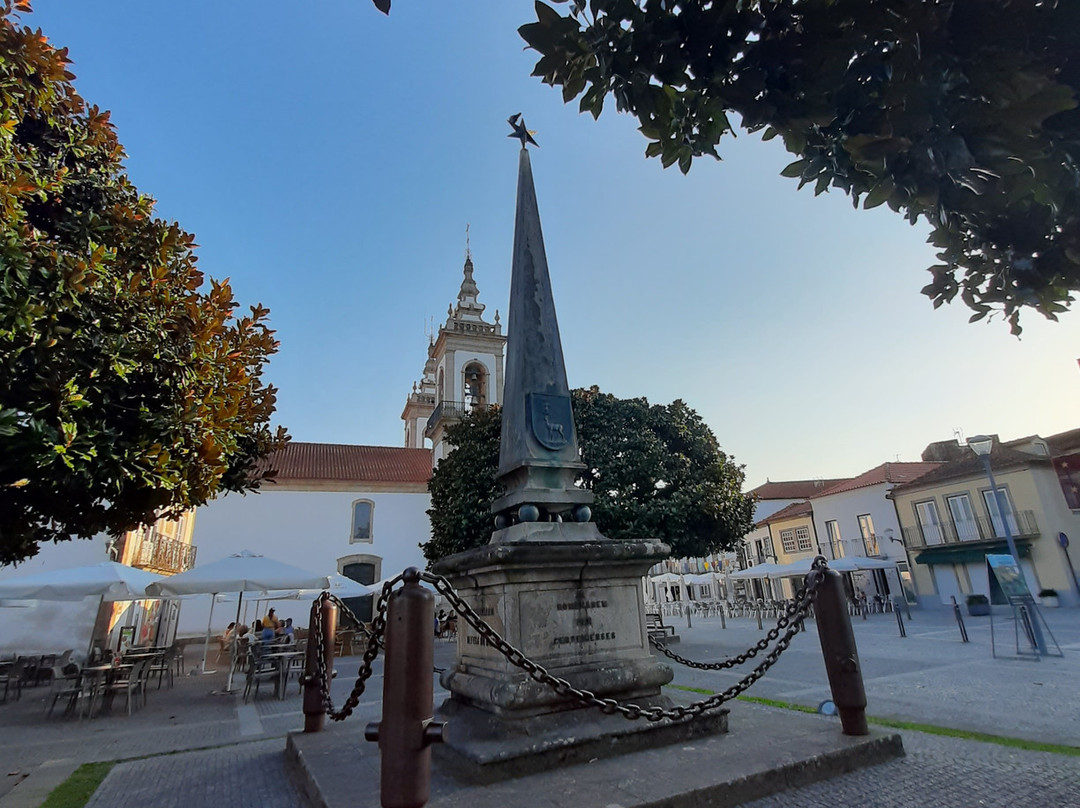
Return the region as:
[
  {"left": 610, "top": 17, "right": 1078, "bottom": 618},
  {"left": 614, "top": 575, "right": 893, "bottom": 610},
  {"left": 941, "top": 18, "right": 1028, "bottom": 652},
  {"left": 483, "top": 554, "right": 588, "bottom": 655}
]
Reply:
[
  {"left": 430, "top": 538, "right": 729, "bottom": 782},
  {"left": 433, "top": 538, "right": 673, "bottom": 719}
]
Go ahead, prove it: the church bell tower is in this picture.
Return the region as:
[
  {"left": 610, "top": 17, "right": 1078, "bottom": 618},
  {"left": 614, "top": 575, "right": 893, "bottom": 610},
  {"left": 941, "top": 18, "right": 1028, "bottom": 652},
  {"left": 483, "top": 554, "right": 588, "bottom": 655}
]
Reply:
[{"left": 402, "top": 247, "right": 506, "bottom": 462}]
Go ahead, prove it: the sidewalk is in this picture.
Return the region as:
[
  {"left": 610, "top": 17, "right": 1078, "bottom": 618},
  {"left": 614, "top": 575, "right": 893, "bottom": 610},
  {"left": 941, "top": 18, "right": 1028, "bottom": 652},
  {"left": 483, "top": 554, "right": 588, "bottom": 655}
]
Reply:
[{"left": 2, "top": 608, "right": 1077, "bottom": 807}]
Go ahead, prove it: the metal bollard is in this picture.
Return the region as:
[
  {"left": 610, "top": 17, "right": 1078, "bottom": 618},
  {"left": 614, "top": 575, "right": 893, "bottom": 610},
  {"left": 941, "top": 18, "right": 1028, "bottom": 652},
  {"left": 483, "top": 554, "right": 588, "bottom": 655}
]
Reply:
[
  {"left": 894, "top": 602, "right": 907, "bottom": 638},
  {"left": 720, "top": 605, "right": 726, "bottom": 630},
  {"left": 365, "top": 568, "right": 446, "bottom": 808},
  {"left": 686, "top": 604, "right": 692, "bottom": 629},
  {"left": 303, "top": 595, "right": 338, "bottom": 733},
  {"left": 949, "top": 596, "right": 969, "bottom": 643},
  {"left": 811, "top": 565, "right": 869, "bottom": 736},
  {"left": 756, "top": 608, "right": 763, "bottom": 630}
]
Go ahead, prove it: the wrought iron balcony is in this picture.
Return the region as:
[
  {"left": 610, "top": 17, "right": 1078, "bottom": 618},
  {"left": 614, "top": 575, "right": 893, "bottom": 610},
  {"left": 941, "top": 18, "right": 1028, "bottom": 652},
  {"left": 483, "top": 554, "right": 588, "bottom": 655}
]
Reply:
[
  {"left": 425, "top": 400, "right": 467, "bottom": 436},
  {"left": 901, "top": 509, "right": 1039, "bottom": 550},
  {"left": 129, "top": 532, "right": 197, "bottom": 575}
]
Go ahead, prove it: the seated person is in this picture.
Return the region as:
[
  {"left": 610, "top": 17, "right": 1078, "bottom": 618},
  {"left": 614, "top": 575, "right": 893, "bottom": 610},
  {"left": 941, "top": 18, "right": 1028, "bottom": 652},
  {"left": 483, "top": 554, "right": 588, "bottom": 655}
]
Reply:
[{"left": 279, "top": 618, "right": 295, "bottom": 642}]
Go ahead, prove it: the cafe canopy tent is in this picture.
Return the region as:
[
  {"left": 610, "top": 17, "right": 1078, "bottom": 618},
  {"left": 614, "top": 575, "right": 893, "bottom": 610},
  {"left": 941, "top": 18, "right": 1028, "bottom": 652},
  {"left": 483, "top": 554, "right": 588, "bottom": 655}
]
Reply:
[
  {"left": 0, "top": 561, "right": 162, "bottom": 602},
  {"left": 145, "top": 550, "right": 329, "bottom": 691},
  {"left": 0, "top": 561, "right": 164, "bottom": 658}
]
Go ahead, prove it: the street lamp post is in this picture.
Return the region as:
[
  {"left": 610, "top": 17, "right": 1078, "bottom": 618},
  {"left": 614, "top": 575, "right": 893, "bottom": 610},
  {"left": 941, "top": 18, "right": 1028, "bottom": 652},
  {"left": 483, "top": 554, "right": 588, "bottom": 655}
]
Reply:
[{"left": 968, "top": 435, "right": 1048, "bottom": 654}]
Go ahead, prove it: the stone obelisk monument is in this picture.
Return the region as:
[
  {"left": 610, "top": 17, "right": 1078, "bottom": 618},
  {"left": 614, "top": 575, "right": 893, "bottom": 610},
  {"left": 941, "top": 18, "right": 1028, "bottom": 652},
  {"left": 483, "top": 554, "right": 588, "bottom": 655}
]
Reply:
[{"left": 432, "top": 118, "right": 725, "bottom": 783}]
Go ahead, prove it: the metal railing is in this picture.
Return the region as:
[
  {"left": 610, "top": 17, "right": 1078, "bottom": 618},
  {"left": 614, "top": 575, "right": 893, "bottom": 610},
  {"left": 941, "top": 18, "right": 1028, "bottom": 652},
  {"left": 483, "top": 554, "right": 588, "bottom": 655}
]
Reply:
[
  {"left": 901, "top": 509, "right": 1039, "bottom": 549},
  {"left": 129, "top": 532, "right": 197, "bottom": 574},
  {"left": 424, "top": 400, "right": 468, "bottom": 435}
]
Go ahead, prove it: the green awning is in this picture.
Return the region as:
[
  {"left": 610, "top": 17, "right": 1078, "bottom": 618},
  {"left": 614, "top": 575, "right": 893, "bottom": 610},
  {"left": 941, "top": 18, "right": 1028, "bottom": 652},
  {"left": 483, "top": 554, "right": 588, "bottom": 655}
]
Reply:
[{"left": 914, "top": 540, "right": 1032, "bottom": 566}]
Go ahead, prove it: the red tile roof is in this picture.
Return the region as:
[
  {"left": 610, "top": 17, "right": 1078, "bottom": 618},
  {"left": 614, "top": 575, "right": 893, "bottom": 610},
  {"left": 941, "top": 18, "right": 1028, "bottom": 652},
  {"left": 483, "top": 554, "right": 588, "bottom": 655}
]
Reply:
[
  {"left": 758, "top": 500, "right": 814, "bottom": 526},
  {"left": 255, "top": 442, "right": 432, "bottom": 485},
  {"left": 813, "top": 462, "right": 943, "bottom": 498},
  {"left": 889, "top": 443, "right": 1051, "bottom": 494},
  {"left": 748, "top": 479, "right": 851, "bottom": 501}
]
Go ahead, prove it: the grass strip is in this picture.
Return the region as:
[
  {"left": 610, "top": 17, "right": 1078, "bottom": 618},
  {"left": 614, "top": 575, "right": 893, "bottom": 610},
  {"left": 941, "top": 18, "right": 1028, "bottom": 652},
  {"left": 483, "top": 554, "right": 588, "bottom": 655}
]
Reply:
[
  {"left": 666, "top": 686, "right": 1080, "bottom": 756},
  {"left": 40, "top": 762, "right": 115, "bottom": 808}
]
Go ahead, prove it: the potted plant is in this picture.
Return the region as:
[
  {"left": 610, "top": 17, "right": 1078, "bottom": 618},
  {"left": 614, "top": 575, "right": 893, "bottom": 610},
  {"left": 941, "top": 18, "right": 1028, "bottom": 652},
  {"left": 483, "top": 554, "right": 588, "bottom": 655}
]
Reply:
[
  {"left": 966, "top": 593, "right": 991, "bottom": 616},
  {"left": 1039, "top": 588, "right": 1060, "bottom": 608}
]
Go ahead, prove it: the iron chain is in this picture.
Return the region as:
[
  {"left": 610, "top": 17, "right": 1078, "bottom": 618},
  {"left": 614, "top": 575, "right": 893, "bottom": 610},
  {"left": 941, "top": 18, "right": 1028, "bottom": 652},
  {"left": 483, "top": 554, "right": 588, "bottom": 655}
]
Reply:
[
  {"left": 312, "top": 575, "right": 401, "bottom": 721},
  {"left": 648, "top": 567, "right": 823, "bottom": 670},
  {"left": 311, "top": 558, "right": 826, "bottom": 724},
  {"left": 419, "top": 562, "right": 823, "bottom": 723}
]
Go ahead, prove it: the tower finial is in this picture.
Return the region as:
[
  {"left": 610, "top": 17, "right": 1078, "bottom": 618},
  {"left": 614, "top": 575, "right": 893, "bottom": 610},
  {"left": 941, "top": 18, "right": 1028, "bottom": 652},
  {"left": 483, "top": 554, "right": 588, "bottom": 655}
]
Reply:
[{"left": 465, "top": 222, "right": 471, "bottom": 261}]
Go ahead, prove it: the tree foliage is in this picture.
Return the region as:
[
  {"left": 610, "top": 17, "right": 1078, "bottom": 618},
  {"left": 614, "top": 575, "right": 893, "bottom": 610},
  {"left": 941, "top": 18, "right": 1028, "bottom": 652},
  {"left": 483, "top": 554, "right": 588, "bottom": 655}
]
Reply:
[
  {"left": 423, "top": 388, "right": 755, "bottom": 563},
  {"left": 517, "top": 1, "right": 1080, "bottom": 333},
  {"left": 0, "top": 1, "right": 287, "bottom": 565}
]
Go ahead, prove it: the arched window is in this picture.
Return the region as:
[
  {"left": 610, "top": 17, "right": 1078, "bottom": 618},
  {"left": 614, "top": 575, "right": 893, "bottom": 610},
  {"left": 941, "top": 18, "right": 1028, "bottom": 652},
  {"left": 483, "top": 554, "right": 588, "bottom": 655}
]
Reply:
[
  {"left": 463, "top": 362, "right": 487, "bottom": 411},
  {"left": 351, "top": 499, "right": 374, "bottom": 543}
]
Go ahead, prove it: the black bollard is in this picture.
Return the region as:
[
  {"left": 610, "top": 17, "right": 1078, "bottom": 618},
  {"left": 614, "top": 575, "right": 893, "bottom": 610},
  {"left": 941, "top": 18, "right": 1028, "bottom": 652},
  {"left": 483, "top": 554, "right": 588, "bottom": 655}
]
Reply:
[
  {"left": 365, "top": 569, "right": 446, "bottom": 808},
  {"left": 302, "top": 596, "right": 337, "bottom": 733},
  {"left": 894, "top": 601, "right": 907, "bottom": 638},
  {"left": 720, "top": 604, "right": 726, "bottom": 630},
  {"left": 811, "top": 564, "right": 869, "bottom": 736},
  {"left": 949, "top": 596, "right": 969, "bottom": 643}
]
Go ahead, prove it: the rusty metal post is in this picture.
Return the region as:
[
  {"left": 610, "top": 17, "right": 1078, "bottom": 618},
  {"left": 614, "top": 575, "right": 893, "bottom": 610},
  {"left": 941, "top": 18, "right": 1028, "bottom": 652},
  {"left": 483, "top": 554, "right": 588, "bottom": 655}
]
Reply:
[
  {"left": 302, "top": 595, "right": 337, "bottom": 733},
  {"left": 811, "top": 565, "right": 868, "bottom": 736},
  {"left": 365, "top": 568, "right": 446, "bottom": 808}
]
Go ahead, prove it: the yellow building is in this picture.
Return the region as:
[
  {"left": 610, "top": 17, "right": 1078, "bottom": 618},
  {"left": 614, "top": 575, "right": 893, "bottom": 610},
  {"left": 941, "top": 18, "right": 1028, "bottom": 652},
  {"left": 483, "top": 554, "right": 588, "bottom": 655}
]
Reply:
[
  {"left": 889, "top": 432, "right": 1080, "bottom": 608},
  {"left": 758, "top": 501, "right": 820, "bottom": 599}
]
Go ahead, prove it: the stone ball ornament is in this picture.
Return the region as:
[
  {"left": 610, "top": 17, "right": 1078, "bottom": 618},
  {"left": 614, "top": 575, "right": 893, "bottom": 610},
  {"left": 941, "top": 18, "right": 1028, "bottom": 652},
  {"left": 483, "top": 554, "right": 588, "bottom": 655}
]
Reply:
[
  {"left": 573, "top": 505, "right": 592, "bottom": 523},
  {"left": 494, "top": 513, "right": 509, "bottom": 530},
  {"left": 518, "top": 504, "right": 541, "bottom": 522}
]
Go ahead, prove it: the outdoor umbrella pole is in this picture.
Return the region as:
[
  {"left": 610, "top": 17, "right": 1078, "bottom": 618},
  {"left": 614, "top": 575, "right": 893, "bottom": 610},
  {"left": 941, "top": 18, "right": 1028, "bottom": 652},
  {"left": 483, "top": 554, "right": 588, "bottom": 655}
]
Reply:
[
  {"left": 85, "top": 593, "right": 106, "bottom": 663},
  {"left": 225, "top": 591, "right": 244, "bottom": 693},
  {"left": 200, "top": 594, "right": 218, "bottom": 675}
]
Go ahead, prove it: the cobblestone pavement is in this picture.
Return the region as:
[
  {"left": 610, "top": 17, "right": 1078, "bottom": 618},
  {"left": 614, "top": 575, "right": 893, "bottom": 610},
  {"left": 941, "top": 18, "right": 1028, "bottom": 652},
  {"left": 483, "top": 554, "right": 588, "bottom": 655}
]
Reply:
[
  {"left": 84, "top": 739, "right": 305, "bottom": 808},
  {"left": 3, "top": 611, "right": 1078, "bottom": 807},
  {"left": 742, "top": 730, "right": 1080, "bottom": 808}
]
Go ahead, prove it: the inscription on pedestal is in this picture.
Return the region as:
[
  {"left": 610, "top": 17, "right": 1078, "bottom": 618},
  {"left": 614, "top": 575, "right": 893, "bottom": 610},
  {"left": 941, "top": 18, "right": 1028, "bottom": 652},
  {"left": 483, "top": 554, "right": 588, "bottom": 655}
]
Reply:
[{"left": 521, "top": 585, "right": 642, "bottom": 659}]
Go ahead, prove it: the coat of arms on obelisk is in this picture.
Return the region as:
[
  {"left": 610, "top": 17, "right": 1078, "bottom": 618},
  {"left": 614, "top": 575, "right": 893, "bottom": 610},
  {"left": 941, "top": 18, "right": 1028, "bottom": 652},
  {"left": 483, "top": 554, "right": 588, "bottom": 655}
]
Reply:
[{"left": 528, "top": 393, "right": 571, "bottom": 450}]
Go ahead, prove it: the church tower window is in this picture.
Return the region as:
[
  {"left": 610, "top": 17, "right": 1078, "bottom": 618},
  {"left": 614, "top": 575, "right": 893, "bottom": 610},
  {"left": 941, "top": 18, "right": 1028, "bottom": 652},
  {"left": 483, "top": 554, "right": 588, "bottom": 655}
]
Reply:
[{"left": 463, "top": 362, "right": 488, "bottom": 411}]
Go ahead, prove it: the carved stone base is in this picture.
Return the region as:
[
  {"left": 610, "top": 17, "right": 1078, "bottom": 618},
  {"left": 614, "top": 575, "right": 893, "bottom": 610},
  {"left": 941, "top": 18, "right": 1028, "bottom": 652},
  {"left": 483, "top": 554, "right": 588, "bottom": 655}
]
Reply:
[
  {"left": 433, "top": 697, "right": 729, "bottom": 785},
  {"left": 431, "top": 538, "right": 673, "bottom": 720}
]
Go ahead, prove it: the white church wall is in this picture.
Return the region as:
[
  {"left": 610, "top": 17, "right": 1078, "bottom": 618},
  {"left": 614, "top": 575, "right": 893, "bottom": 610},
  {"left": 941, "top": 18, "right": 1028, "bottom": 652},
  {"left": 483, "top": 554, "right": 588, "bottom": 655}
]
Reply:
[{"left": 178, "top": 488, "right": 431, "bottom": 637}]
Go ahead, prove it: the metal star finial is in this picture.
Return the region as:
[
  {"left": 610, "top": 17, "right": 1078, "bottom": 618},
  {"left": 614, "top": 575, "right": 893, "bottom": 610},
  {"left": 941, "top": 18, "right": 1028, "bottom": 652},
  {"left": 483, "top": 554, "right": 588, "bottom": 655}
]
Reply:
[{"left": 507, "top": 113, "right": 539, "bottom": 149}]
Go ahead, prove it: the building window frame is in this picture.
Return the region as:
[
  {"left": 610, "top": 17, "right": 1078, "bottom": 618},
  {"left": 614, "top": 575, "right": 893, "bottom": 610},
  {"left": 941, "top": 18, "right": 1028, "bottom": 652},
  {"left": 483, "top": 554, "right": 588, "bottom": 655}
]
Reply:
[
  {"left": 780, "top": 528, "right": 797, "bottom": 554},
  {"left": 858, "top": 514, "right": 878, "bottom": 556},
  {"left": 825, "top": 519, "right": 844, "bottom": 559},
  {"left": 795, "top": 526, "right": 813, "bottom": 552},
  {"left": 350, "top": 499, "right": 375, "bottom": 543},
  {"left": 913, "top": 499, "right": 944, "bottom": 545}
]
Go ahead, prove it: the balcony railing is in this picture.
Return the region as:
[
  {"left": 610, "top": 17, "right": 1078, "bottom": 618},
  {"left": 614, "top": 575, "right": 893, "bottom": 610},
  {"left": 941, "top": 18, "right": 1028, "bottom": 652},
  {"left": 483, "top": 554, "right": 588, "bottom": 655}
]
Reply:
[
  {"left": 130, "top": 532, "right": 197, "bottom": 575},
  {"left": 425, "top": 400, "right": 469, "bottom": 436},
  {"left": 901, "top": 510, "right": 1039, "bottom": 550}
]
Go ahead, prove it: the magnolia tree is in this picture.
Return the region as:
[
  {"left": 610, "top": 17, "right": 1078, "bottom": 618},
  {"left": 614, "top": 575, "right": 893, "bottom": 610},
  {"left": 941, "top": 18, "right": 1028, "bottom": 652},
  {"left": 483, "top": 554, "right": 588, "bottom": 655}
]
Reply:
[
  {"left": 375, "top": 0, "right": 1080, "bottom": 334},
  {"left": 0, "top": 1, "right": 287, "bottom": 564},
  {"left": 423, "top": 388, "right": 755, "bottom": 564}
]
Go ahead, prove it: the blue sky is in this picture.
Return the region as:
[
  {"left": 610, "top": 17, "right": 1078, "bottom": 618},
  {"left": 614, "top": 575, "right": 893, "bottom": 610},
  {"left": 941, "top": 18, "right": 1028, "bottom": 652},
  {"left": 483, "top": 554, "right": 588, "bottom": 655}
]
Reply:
[{"left": 30, "top": 1, "right": 1080, "bottom": 488}]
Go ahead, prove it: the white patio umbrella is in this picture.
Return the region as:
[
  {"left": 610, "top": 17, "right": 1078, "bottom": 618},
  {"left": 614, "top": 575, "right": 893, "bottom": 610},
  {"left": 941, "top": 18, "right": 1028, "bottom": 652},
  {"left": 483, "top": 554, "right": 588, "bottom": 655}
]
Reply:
[
  {"left": 728, "top": 562, "right": 784, "bottom": 579},
  {"left": 0, "top": 561, "right": 164, "bottom": 659},
  {"left": 146, "top": 550, "right": 329, "bottom": 691},
  {"left": 0, "top": 561, "right": 162, "bottom": 601}
]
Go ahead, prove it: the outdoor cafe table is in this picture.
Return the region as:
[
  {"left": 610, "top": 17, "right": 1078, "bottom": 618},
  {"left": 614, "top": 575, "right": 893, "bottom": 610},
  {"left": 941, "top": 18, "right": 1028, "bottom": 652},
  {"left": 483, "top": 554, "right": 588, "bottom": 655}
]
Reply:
[{"left": 260, "top": 649, "right": 304, "bottom": 700}]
